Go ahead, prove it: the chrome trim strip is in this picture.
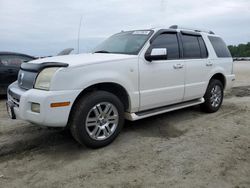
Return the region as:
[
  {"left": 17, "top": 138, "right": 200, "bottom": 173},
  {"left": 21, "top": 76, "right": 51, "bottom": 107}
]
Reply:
[{"left": 125, "top": 98, "right": 204, "bottom": 121}]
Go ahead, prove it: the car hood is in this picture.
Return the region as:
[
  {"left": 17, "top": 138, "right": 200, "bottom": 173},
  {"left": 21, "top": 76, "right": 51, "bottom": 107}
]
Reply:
[{"left": 29, "top": 53, "right": 137, "bottom": 67}]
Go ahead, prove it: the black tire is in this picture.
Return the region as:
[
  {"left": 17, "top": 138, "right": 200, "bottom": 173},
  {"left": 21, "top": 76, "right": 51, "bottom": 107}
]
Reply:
[
  {"left": 69, "top": 91, "right": 124, "bottom": 148},
  {"left": 201, "top": 79, "right": 224, "bottom": 113}
]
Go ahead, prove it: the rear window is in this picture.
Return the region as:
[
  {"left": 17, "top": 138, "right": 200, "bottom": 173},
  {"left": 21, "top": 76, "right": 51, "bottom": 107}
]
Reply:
[
  {"left": 208, "top": 36, "right": 231, "bottom": 58},
  {"left": 182, "top": 35, "right": 202, "bottom": 59},
  {"left": 0, "top": 55, "right": 33, "bottom": 67}
]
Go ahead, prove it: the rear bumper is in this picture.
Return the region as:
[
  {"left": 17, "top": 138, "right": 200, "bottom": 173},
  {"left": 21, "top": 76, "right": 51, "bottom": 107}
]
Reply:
[
  {"left": 225, "top": 74, "right": 235, "bottom": 90},
  {"left": 7, "top": 82, "right": 81, "bottom": 127}
]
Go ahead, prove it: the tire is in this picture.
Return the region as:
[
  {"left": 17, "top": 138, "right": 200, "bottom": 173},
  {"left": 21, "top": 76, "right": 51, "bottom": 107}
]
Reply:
[
  {"left": 69, "top": 91, "right": 124, "bottom": 148},
  {"left": 201, "top": 79, "right": 224, "bottom": 113}
]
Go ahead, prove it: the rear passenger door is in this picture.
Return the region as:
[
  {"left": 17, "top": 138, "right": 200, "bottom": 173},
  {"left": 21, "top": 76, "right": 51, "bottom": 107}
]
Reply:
[{"left": 180, "top": 32, "right": 210, "bottom": 101}]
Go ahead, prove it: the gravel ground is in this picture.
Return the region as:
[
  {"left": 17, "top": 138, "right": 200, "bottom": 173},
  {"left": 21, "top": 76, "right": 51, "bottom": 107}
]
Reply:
[{"left": 0, "top": 61, "right": 250, "bottom": 188}]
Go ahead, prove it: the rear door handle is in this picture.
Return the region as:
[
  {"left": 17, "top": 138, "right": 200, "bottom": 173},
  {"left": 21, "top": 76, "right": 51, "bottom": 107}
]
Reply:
[
  {"left": 173, "top": 64, "right": 184, "bottom": 69},
  {"left": 8, "top": 69, "right": 14, "bottom": 73},
  {"left": 206, "top": 62, "right": 213, "bottom": 66}
]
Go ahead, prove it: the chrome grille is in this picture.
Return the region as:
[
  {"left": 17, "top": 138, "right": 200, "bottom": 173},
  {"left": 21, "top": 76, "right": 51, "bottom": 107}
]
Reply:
[
  {"left": 7, "top": 82, "right": 26, "bottom": 107},
  {"left": 8, "top": 93, "right": 19, "bottom": 107}
]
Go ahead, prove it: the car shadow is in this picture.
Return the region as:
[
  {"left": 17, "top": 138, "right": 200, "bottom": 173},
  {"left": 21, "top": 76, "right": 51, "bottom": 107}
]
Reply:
[
  {"left": 0, "top": 94, "right": 7, "bottom": 100},
  {"left": 123, "top": 105, "right": 202, "bottom": 137},
  {"left": 0, "top": 105, "right": 203, "bottom": 160}
]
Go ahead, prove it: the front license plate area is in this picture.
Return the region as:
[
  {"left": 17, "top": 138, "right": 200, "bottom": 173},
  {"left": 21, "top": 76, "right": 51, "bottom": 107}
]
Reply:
[{"left": 6, "top": 101, "right": 16, "bottom": 119}]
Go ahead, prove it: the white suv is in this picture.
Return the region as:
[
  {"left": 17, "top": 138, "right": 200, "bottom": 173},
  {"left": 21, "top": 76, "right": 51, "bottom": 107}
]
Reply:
[{"left": 7, "top": 25, "right": 235, "bottom": 148}]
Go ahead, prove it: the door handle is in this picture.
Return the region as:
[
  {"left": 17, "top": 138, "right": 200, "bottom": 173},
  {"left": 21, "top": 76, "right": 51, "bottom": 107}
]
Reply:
[
  {"left": 206, "top": 62, "right": 213, "bottom": 66},
  {"left": 173, "top": 64, "right": 184, "bottom": 69},
  {"left": 8, "top": 69, "right": 14, "bottom": 73}
]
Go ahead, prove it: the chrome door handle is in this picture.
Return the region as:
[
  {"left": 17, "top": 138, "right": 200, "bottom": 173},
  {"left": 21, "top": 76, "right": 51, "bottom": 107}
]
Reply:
[
  {"left": 206, "top": 62, "right": 213, "bottom": 66},
  {"left": 173, "top": 64, "right": 184, "bottom": 69}
]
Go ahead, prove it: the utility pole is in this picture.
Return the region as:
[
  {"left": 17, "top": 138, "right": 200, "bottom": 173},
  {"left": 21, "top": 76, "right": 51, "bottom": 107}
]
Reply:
[
  {"left": 161, "top": 0, "right": 167, "bottom": 12},
  {"left": 77, "top": 15, "right": 83, "bottom": 54}
]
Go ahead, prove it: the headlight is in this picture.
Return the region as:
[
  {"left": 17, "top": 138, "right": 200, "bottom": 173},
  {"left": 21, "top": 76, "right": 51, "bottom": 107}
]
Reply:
[{"left": 34, "top": 67, "right": 59, "bottom": 90}]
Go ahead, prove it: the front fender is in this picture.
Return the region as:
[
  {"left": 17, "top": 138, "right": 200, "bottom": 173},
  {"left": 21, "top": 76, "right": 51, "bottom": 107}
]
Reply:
[{"left": 50, "top": 61, "right": 140, "bottom": 112}]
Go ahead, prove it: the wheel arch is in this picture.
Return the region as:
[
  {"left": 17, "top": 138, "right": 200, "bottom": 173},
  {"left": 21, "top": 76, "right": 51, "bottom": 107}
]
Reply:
[
  {"left": 68, "top": 82, "right": 131, "bottom": 126},
  {"left": 209, "top": 73, "right": 226, "bottom": 89}
]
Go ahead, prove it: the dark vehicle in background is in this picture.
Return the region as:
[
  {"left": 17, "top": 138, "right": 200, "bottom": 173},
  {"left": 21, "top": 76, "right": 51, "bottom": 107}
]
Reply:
[{"left": 0, "top": 52, "right": 35, "bottom": 94}]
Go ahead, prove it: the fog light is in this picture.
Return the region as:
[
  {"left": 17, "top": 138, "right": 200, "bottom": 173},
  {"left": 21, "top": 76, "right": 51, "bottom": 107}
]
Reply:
[{"left": 31, "top": 103, "right": 40, "bottom": 113}]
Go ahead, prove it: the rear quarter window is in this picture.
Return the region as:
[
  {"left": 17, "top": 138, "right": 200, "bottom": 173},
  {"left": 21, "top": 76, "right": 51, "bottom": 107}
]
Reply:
[{"left": 208, "top": 36, "right": 232, "bottom": 58}]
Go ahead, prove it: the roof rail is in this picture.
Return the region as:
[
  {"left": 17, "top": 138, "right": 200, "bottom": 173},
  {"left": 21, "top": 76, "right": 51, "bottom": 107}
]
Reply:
[{"left": 169, "top": 25, "right": 215, "bottom": 35}]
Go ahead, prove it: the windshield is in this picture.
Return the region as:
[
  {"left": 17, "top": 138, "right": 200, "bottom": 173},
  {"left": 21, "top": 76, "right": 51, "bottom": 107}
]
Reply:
[{"left": 93, "top": 30, "right": 153, "bottom": 55}]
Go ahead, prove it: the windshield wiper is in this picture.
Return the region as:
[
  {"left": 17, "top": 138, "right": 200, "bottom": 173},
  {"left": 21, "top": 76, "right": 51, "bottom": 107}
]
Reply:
[{"left": 94, "top": 50, "right": 110, "bottom": 53}]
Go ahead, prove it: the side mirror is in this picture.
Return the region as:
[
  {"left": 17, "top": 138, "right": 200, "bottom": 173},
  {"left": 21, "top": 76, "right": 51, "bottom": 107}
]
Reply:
[{"left": 145, "top": 48, "right": 167, "bottom": 61}]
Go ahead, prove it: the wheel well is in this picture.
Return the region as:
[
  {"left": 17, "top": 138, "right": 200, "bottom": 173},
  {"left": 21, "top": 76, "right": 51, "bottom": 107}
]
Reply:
[
  {"left": 73, "top": 83, "right": 130, "bottom": 111},
  {"left": 66, "top": 82, "right": 130, "bottom": 129},
  {"left": 210, "top": 73, "right": 226, "bottom": 88}
]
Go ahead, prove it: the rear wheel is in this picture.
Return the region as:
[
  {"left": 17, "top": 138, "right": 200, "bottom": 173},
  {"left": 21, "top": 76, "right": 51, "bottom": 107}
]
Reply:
[
  {"left": 201, "top": 79, "right": 224, "bottom": 113},
  {"left": 69, "top": 91, "right": 124, "bottom": 148}
]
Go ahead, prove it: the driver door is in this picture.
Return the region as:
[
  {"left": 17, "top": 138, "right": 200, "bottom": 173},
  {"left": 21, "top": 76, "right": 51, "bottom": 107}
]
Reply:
[{"left": 139, "top": 32, "right": 185, "bottom": 111}]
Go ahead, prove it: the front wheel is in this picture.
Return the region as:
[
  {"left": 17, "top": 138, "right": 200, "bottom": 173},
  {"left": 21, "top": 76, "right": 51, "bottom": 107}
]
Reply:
[
  {"left": 69, "top": 91, "right": 124, "bottom": 148},
  {"left": 201, "top": 79, "right": 224, "bottom": 113}
]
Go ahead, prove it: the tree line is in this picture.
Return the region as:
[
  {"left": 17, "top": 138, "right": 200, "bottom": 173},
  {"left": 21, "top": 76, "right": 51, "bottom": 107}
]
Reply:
[{"left": 228, "top": 42, "right": 250, "bottom": 57}]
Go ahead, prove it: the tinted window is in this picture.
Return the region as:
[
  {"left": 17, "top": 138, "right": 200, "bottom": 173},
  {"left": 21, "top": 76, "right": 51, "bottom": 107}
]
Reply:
[
  {"left": 198, "top": 37, "right": 208, "bottom": 58},
  {"left": 94, "top": 30, "right": 153, "bottom": 55},
  {"left": 18, "top": 56, "right": 34, "bottom": 62},
  {"left": 182, "top": 35, "right": 201, "bottom": 58},
  {"left": 208, "top": 36, "right": 231, "bottom": 58},
  {"left": 150, "top": 33, "right": 180, "bottom": 59},
  {"left": 0, "top": 55, "right": 34, "bottom": 67}
]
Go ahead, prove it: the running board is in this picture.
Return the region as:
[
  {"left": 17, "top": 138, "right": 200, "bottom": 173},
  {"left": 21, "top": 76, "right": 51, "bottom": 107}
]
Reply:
[{"left": 125, "top": 98, "right": 204, "bottom": 121}]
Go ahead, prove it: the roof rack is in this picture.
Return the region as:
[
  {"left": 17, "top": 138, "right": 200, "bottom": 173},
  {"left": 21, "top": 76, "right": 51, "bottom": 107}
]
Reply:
[{"left": 169, "top": 25, "right": 215, "bottom": 35}]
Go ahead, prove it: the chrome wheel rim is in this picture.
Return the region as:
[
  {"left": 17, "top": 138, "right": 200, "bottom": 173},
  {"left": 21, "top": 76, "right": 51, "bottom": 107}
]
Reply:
[
  {"left": 210, "top": 85, "right": 222, "bottom": 108},
  {"left": 85, "top": 102, "right": 119, "bottom": 141}
]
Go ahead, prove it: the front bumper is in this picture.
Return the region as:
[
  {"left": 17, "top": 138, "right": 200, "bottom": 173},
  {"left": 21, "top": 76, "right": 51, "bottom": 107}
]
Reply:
[{"left": 7, "top": 82, "right": 81, "bottom": 127}]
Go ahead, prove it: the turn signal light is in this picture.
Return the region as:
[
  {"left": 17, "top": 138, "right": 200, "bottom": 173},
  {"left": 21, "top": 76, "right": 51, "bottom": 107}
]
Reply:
[{"left": 50, "top": 102, "right": 70, "bottom": 108}]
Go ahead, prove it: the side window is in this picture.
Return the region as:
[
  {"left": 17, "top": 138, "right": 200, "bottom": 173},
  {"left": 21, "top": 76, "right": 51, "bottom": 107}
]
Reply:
[
  {"left": 208, "top": 36, "right": 232, "bottom": 58},
  {"left": 16, "top": 56, "right": 34, "bottom": 63},
  {"left": 150, "top": 33, "right": 180, "bottom": 59},
  {"left": 198, "top": 36, "right": 208, "bottom": 58},
  {"left": 182, "top": 34, "right": 201, "bottom": 59},
  {"left": 0, "top": 55, "right": 32, "bottom": 67}
]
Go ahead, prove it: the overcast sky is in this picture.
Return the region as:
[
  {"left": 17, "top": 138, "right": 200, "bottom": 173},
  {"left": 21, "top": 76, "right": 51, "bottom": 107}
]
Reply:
[{"left": 0, "top": 0, "right": 249, "bottom": 56}]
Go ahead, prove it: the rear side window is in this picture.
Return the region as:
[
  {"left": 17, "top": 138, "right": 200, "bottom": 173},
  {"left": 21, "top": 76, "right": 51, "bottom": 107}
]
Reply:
[
  {"left": 198, "top": 37, "right": 208, "bottom": 58},
  {"left": 208, "top": 36, "right": 231, "bottom": 58},
  {"left": 182, "top": 35, "right": 201, "bottom": 59},
  {"left": 181, "top": 34, "right": 208, "bottom": 59},
  {"left": 150, "top": 33, "right": 180, "bottom": 59}
]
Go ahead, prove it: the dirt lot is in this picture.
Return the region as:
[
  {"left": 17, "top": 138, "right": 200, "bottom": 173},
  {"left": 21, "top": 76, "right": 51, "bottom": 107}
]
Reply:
[{"left": 0, "top": 61, "right": 250, "bottom": 188}]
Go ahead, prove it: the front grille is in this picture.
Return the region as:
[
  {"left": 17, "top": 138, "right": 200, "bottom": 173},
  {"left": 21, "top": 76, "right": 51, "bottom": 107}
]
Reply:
[
  {"left": 8, "top": 93, "right": 20, "bottom": 107},
  {"left": 7, "top": 82, "right": 26, "bottom": 107}
]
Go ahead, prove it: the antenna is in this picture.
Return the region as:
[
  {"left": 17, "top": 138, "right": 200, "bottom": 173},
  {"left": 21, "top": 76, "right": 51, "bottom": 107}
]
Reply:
[
  {"left": 77, "top": 15, "right": 83, "bottom": 54},
  {"left": 160, "top": 0, "right": 167, "bottom": 12}
]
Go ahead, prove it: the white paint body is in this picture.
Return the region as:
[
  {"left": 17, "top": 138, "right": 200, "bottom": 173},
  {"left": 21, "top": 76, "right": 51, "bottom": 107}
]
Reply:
[{"left": 7, "top": 28, "right": 235, "bottom": 127}]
